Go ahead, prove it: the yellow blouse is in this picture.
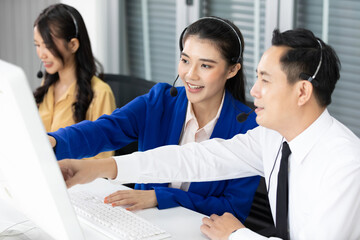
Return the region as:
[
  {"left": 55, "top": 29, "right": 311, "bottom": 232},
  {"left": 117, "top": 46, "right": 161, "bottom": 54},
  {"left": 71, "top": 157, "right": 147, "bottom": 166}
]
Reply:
[{"left": 38, "top": 76, "right": 116, "bottom": 159}]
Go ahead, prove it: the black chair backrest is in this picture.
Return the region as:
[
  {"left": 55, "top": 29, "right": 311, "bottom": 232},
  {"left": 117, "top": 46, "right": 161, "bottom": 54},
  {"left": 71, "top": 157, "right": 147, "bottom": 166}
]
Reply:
[
  {"left": 103, "top": 74, "right": 156, "bottom": 108},
  {"left": 244, "top": 177, "right": 275, "bottom": 234}
]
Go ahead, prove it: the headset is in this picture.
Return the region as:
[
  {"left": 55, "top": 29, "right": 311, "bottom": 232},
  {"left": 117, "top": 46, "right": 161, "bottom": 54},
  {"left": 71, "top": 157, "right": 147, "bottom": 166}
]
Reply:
[
  {"left": 37, "top": 7, "right": 79, "bottom": 79},
  {"left": 299, "top": 39, "right": 323, "bottom": 86},
  {"left": 170, "top": 16, "right": 243, "bottom": 97},
  {"left": 239, "top": 38, "right": 324, "bottom": 123}
]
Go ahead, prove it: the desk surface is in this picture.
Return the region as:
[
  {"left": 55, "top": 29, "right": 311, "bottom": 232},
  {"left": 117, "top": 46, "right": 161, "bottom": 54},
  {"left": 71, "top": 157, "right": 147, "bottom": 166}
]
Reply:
[{"left": 0, "top": 178, "right": 208, "bottom": 240}]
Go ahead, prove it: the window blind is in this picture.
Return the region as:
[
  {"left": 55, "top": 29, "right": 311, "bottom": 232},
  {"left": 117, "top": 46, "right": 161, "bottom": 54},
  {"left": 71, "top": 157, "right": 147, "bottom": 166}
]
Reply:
[
  {"left": 202, "top": 0, "right": 266, "bottom": 97},
  {"left": 296, "top": 0, "right": 360, "bottom": 137},
  {"left": 125, "top": 0, "right": 176, "bottom": 84}
]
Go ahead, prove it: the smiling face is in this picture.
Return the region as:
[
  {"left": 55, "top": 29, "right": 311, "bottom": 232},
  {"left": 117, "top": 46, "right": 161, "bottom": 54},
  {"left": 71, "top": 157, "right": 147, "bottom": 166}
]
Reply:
[
  {"left": 178, "top": 35, "right": 238, "bottom": 110},
  {"left": 33, "top": 26, "right": 76, "bottom": 75},
  {"left": 251, "top": 46, "right": 300, "bottom": 133}
]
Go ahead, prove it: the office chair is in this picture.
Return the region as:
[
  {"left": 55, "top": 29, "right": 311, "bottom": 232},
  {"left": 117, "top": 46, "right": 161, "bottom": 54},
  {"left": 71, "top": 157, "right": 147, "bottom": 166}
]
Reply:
[{"left": 103, "top": 74, "right": 156, "bottom": 109}]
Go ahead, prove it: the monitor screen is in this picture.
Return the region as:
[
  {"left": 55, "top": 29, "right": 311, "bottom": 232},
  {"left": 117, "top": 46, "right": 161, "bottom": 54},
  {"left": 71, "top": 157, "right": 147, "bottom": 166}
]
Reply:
[{"left": 0, "top": 59, "right": 84, "bottom": 240}]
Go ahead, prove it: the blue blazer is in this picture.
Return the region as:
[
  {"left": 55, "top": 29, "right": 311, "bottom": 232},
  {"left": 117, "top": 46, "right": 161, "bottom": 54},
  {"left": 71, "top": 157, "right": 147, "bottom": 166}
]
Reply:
[{"left": 50, "top": 83, "right": 260, "bottom": 221}]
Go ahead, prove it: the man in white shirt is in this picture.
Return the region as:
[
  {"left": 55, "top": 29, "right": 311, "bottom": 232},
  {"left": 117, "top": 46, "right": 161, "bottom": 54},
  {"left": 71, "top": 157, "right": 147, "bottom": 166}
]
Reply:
[{"left": 59, "top": 28, "right": 360, "bottom": 240}]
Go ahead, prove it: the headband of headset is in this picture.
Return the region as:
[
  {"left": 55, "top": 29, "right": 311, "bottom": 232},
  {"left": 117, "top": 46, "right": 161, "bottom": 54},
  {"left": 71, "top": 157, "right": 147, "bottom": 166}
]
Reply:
[
  {"left": 63, "top": 5, "right": 78, "bottom": 39},
  {"left": 299, "top": 39, "right": 323, "bottom": 86},
  {"left": 179, "top": 17, "right": 242, "bottom": 63}
]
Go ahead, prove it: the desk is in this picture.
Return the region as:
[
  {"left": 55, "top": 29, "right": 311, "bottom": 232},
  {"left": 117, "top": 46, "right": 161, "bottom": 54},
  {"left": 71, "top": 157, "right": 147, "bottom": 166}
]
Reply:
[{"left": 0, "top": 178, "right": 208, "bottom": 240}]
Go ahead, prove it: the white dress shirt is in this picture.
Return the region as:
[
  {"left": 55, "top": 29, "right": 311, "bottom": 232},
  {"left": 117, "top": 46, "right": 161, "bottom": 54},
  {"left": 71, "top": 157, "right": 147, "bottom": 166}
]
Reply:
[
  {"left": 169, "top": 93, "right": 224, "bottom": 190},
  {"left": 114, "top": 109, "right": 360, "bottom": 240}
]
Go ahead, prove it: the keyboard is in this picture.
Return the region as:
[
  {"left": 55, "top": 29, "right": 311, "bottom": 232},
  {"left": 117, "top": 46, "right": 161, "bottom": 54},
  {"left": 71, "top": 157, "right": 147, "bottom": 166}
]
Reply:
[{"left": 69, "top": 190, "right": 171, "bottom": 240}]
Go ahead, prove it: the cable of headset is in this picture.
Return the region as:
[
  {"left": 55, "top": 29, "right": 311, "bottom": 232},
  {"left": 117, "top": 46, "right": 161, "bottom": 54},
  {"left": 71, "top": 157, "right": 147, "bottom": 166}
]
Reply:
[{"left": 267, "top": 137, "right": 285, "bottom": 193}]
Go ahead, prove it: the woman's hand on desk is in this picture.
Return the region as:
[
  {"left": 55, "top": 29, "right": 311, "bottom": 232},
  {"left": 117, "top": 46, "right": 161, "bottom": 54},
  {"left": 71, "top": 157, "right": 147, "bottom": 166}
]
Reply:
[
  {"left": 201, "top": 212, "right": 244, "bottom": 240},
  {"left": 104, "top": 190, "right": 157, "bottom": 211},
  {"left": 58, "top": 158, "right": 118, "bottom": 188}
]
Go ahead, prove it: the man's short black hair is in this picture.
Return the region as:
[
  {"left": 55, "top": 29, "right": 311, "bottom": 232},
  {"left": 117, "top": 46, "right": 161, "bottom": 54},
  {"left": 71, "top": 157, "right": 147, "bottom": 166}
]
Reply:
[{"left": 272, "top": 28, "right": 341, "bottom": 107}]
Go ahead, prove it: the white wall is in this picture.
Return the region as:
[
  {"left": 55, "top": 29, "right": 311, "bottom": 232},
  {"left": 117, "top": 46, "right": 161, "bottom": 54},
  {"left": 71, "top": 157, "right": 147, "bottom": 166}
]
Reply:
[
  {"left": 60, "top": 0, "right": 120, "bottom": 75},
  {"left": 0, "top": 0, "right": 59, "bottom": 90}
]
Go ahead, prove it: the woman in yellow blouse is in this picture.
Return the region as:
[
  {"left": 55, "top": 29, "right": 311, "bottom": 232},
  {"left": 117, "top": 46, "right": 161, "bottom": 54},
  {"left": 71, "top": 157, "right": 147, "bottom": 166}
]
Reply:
[{"left": 33, "top": 3, "right": 115, "bottom": 159}]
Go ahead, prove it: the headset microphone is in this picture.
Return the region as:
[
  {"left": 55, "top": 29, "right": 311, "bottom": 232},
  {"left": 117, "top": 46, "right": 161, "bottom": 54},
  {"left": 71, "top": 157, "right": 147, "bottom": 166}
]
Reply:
[
  {"left": 236, "top": 109, "right": 255, "bottom": 123},
  {"left": 37, "top": 61, "right": 43, "bottom": 79},
  {"left": 170, "top": 75, "right": 179, "bottom": 97}
]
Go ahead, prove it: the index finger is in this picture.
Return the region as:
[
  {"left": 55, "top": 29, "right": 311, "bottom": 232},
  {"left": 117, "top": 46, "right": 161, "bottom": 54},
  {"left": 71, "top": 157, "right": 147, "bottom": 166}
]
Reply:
[
  {"left": 210, "top": 214, "right": 220, "bottom": 220},
  {"left": 202, "top": 216, "right": 213, "bottom": 226},
  {"left": 200, "top": 223, "right": 211, "bottom": 238},
  {"left": 106, "top": 190, "right": 132, "bottom": 198}
]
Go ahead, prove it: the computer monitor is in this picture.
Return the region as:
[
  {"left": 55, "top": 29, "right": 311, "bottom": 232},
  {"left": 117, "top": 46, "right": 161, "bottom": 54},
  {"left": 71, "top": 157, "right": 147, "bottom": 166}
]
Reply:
[{"left": 0, "top": 60, "right": 84, "bottom": 240}]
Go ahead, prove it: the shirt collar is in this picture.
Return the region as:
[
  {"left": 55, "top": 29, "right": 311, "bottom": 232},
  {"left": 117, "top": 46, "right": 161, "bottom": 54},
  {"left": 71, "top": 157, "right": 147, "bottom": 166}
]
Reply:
[
  {"left": 65, "top": 81, "right": 77, "bottom": 97},
  {"left": 288, "top": 109, "right": 333, "bottom": 164},
  {"left": 184, "top": 92, "right": 225, "bottom": 133},
  {"left": 49, "top": 81, "right": 77, "bottom": 104}
]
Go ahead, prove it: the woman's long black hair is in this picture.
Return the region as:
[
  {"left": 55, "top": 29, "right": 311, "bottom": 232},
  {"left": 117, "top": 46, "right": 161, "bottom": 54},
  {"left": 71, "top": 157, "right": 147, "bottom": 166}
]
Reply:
[{"left": 33, "top": 3, "right": 103, "bottom": 122}]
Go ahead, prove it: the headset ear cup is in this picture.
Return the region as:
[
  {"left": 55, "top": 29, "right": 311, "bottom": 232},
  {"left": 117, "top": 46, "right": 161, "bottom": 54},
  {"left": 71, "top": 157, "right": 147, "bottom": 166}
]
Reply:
[
  {"left": 299, "top": 73, "right": 319, "bottom": 88},
  {"left": 299, "top": 73, "right": 310, "bottom": 80},
  {"left": 311, "top": 79, "right": 319, "bottom": 88}
]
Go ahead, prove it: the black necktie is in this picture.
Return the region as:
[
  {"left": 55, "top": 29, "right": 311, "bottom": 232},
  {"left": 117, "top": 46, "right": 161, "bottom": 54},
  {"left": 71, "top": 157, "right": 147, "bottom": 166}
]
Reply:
[{"left": 276, "top": 141, "right": 291, "bottom": 239}]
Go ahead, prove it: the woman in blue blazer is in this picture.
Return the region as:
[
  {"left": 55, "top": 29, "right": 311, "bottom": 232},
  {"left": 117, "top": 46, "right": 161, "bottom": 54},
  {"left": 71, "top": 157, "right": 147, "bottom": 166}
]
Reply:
[{"left": 49, "top": 17, "right": 259, "bottom": 222}]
